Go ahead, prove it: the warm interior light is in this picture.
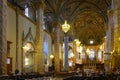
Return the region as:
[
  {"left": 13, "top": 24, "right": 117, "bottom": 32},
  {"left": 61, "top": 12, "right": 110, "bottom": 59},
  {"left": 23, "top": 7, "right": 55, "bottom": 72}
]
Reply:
[
  {"left": 25, "top": 62, "right": 29, "bottom": 65},
  {"left": 50, "top": 54, "right": 54, "bottom": 59},
  {"left": 62, "top": 20, "right": 70, "bottom": 33},
  {"left": 76, "top": 40, "right": 81, "bottom": 45},
  {"left": 74, "top": 39, "right": 81, "bottom": 46},
  {"left": 74, "top": 39, "right": 77, "bottom": 42},
  {"left": 119, "top": 37, "right": 120, "bottom": 41},
  {"left": 69, "top": 61, "right": 73, "bottom": 67},
  {"left": 25, "top": 58, "right": 29, "bottom": 62},
  {"left": 23, "top": 43, "right": 34, "bottom": 52},
  {"left": 90, "top": 40, "right": 94, "bottom": 44},
  {"left": 23, "top": 45, "right": 30, "bottom": 50},
  {"left": 68, "top": 50, "right": 74, "bottom": 58},
  {"left": 86, "top": 48, "right": 89, "bottom": 53},
  {"left": 25, "top": 58, "right": 29, "bottom": 65},
  {"left": 98, "top": 50, "right": 102, "bottom": 61}
]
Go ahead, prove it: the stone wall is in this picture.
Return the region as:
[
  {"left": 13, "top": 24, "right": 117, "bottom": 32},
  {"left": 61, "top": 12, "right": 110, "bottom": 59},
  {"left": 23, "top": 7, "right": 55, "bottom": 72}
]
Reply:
[
  {"left": 7, "top": 4, "right": 37, "bottom": 73},
  {"left": 0, "top": 0, "right": 7, "bottom": 74}
]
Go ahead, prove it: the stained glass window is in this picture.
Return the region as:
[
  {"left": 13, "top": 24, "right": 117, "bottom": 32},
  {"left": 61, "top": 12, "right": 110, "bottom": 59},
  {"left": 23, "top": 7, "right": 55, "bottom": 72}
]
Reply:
[
  {"left": 98, "top": 50, "right": 102, "bottom": 61},
  {"left": 25, "top": 6, "right": 29, "bottom": 17},
  {"left": 81, "top": 51, "right": 85, "bottom": 59},
  {"left": 89, "top": 49, "right": 95, "bottom": 60}
]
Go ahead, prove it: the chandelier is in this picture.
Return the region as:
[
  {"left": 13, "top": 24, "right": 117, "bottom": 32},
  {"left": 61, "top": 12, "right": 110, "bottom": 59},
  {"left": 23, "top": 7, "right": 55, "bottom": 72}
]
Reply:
[{"left": 62, "top": 20, "right": 70, "bottom": 33}]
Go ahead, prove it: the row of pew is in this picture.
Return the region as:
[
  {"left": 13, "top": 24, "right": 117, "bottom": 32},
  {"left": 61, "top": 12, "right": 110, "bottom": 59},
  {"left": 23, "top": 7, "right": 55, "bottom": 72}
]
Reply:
[
  {"left": 0, "top": 74, "right": 49, "bottom": 80},
  {"left": 63, "top": 75, "right": 117, "bottom": 80}
]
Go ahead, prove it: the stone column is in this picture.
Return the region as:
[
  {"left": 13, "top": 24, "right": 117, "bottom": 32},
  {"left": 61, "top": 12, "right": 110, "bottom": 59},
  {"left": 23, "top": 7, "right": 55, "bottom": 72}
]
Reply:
[
  {"left": 54, "top": 23, "right": 61, "bottom": 73},
  {"left": 0, "top": 0, "right": 7, "bottom": 74},
  {"left": 63, "top": 36, "right": 69, "bottom": 71},
  {"left": 106, "top": 1, "right": 114, "bottom": 53},
  {"left": 106, "top": 10, "right": 114, "bottom": 52},
  {"left": 112, "top": 0, "right": 120, "bottom": 69},
  {"left": 105, "top": 2, "right": 115, "bottom": 70},
  {"left": 35, "top": 0, "right": 45, "bottom": 74}
]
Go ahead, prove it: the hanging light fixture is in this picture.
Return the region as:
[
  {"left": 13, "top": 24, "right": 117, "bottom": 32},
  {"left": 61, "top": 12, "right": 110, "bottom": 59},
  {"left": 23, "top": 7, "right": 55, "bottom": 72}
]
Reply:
[
  {"left": 74, "top": 39, "right": 81, "bottom": 46},
  {"left": 62, "top": 20, "right": 70, "bottom": 33},
  {"left": 90, "top": 40, "right": 94, "bottom": 44},
  {"left": 50, "top": 54, "right": 54, "bottom": 59}
]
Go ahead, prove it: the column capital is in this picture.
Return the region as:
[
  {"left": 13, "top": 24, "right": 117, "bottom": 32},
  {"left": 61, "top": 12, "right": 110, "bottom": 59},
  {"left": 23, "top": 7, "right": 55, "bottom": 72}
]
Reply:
[
  {"left": 52, "top": 21, "right": 61, "bottom": 28},
  {"left": 107, "top": 9, "right": 114, "bottom": 16},
  {"left": 35, "top": 0, "right": 46, "bottom": 10}
]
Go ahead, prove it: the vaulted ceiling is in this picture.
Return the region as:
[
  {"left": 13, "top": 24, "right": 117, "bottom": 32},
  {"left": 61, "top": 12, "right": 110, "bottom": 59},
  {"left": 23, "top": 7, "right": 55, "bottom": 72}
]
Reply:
[
  {"left": 44, "top": 0, "right": 111, "bottom": 45},
  {"left": 12, "top": 0, "right": 111, "bottom": 45}
]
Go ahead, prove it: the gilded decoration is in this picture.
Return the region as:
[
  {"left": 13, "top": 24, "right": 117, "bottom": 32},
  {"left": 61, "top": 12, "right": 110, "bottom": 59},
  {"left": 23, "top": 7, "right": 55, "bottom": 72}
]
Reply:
[
  {"left": 73, "top": 11, "right": 106, "bottom": 45},
  {"left": 12, "top": 0, "right": 110, "bottom": 46}
]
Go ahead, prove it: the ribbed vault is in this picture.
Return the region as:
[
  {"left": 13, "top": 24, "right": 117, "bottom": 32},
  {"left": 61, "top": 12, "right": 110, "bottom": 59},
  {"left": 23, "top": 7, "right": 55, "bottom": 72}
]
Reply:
[
  {"left": 13, "top": 0, "right": 111, "bottom": 45},
  {"left": 72, "top": 11, "right": 106, "bottom": 45},
  {"left": 44, "top": 0, "right": 111, "bottom": 45}
]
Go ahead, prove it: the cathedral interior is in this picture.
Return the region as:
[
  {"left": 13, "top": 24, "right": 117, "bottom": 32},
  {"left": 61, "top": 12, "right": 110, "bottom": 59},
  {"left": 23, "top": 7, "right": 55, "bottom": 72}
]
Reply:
[{"left": 0, "top": 0, "right": 120, "bottom": 80}]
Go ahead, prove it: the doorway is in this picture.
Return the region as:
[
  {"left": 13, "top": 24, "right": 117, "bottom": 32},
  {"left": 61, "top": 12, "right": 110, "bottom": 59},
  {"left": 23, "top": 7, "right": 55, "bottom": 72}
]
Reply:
[{"left": 7, "top": 57, "right": 12, "bottom": 75}]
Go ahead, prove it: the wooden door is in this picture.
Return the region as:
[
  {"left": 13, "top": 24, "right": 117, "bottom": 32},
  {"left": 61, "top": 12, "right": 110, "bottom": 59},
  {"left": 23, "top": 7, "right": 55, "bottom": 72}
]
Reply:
[{"left": 7, "top": 57, "right": 12, "bottom": 75}]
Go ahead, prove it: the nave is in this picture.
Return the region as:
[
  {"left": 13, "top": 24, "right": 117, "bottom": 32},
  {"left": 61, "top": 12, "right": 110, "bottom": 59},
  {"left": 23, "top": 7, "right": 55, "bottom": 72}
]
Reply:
[{"left": 1, "top": 0, "right": 120, "bottom": 80}]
